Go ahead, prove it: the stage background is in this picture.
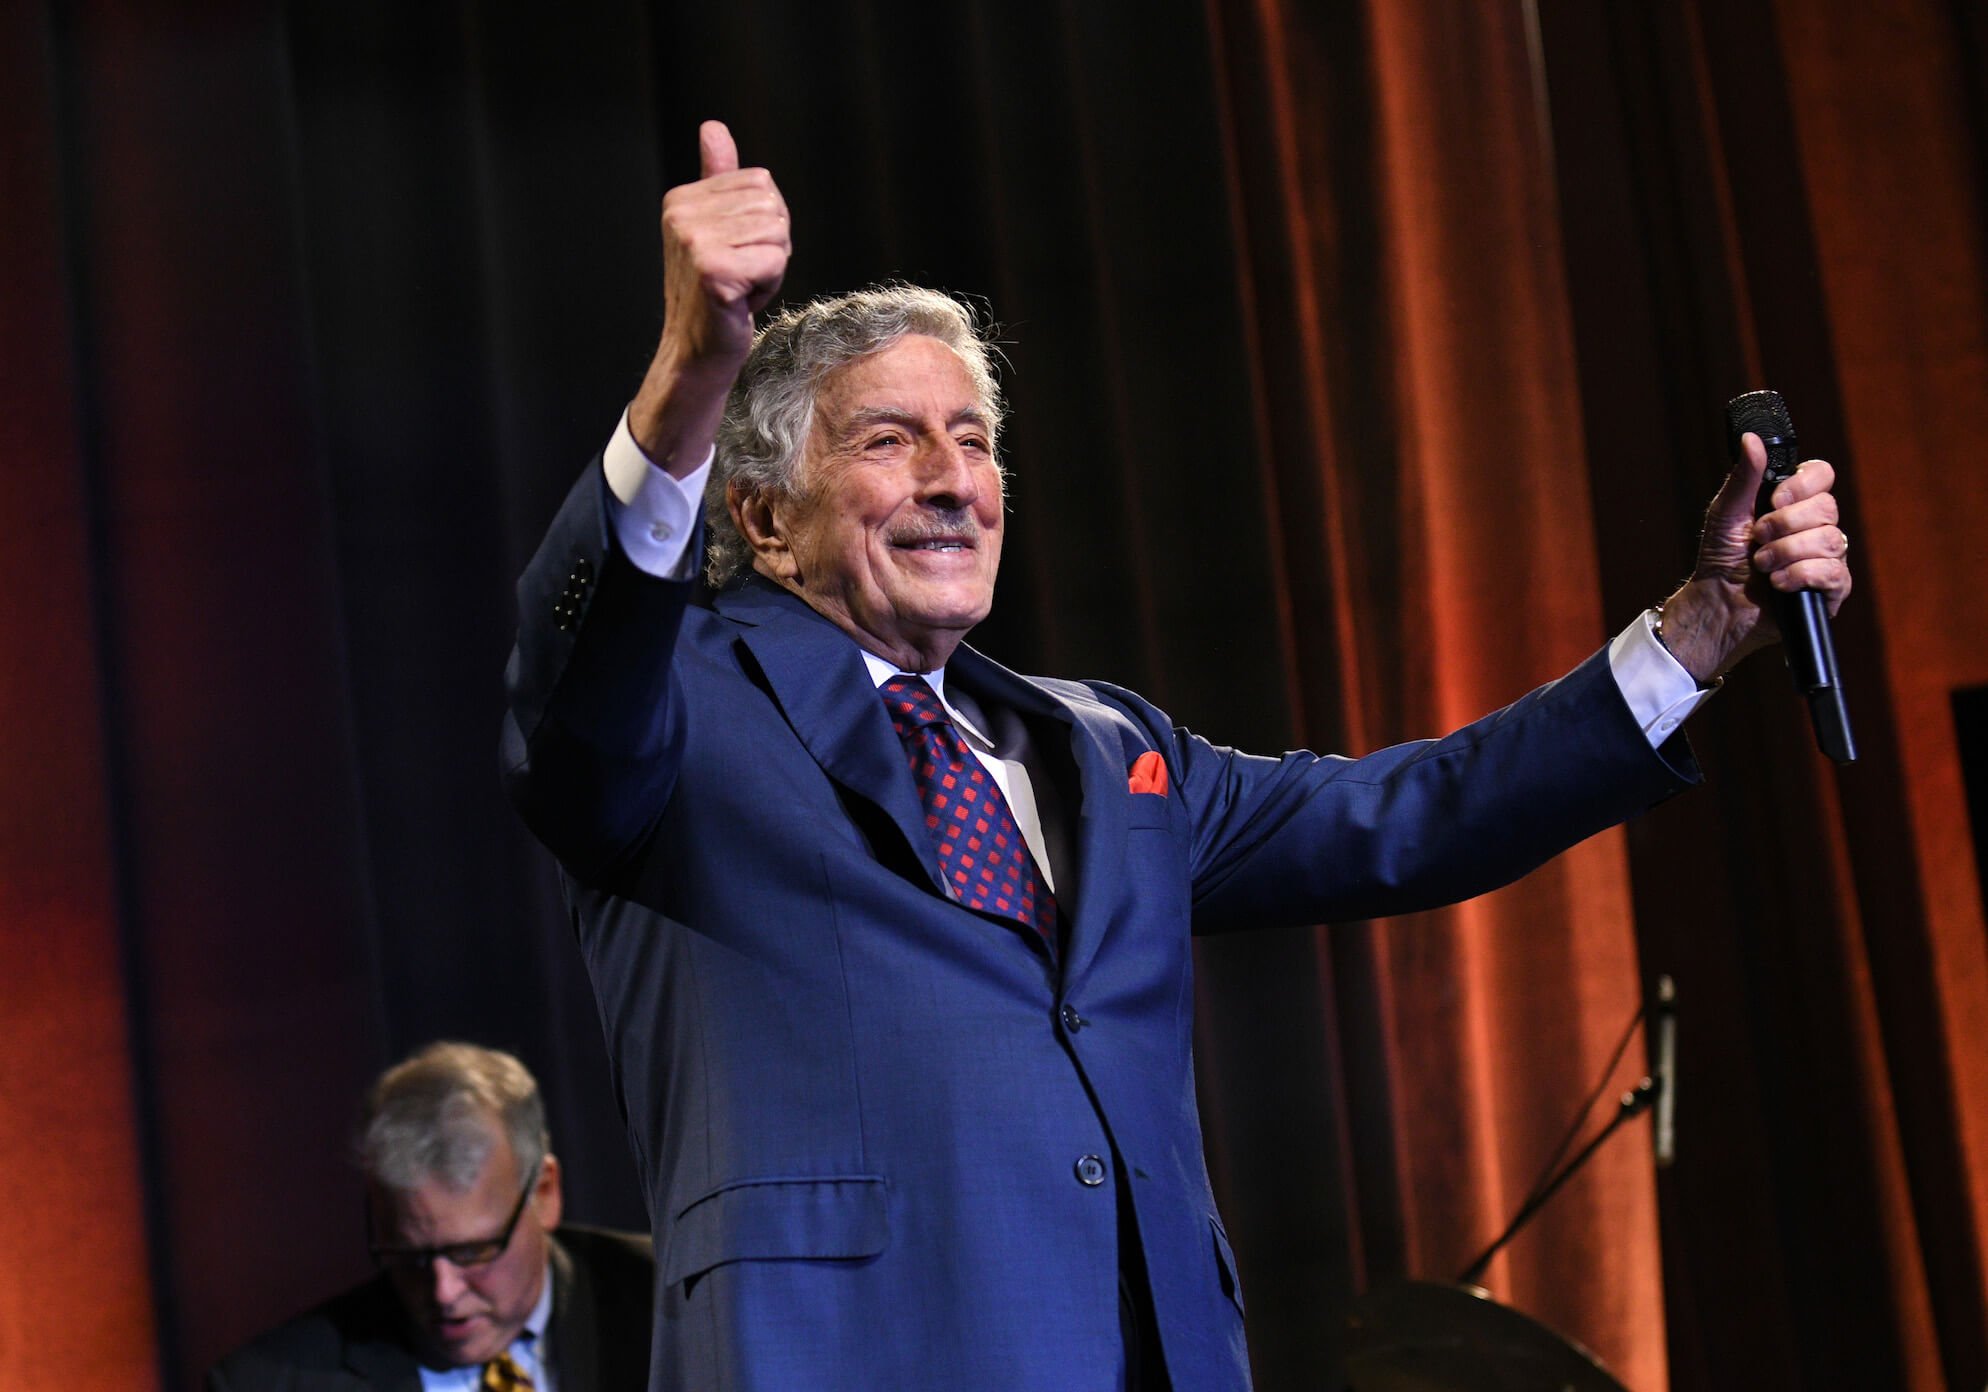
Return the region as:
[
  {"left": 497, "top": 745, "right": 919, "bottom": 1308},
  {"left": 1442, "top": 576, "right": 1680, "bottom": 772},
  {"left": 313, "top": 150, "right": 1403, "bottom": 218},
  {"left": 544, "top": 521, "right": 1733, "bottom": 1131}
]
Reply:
[{"left": 5, "top": 2, "right": 1986, "bottom": 1388}]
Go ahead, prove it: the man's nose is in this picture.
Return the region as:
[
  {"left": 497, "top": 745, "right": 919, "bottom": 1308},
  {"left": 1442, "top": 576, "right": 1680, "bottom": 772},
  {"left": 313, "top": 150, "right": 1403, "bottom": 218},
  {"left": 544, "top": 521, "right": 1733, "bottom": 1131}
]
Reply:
[
  {"left": 428, "top": 1257, "right": 470, "bottom": 1307},
  {"left": 913, "top": 436, "right": 980, "bottom": 506}
]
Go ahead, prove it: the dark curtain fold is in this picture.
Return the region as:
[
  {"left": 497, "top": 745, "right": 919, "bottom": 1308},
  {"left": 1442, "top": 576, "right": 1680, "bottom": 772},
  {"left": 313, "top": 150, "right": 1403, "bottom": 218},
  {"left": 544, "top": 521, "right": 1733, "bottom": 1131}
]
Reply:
[
  {"left": 4, "top": 3, "right": 1985, "bottom": 1389},
  {"left": 0, "top": 4, "right": 162, "bottom": 1387}
]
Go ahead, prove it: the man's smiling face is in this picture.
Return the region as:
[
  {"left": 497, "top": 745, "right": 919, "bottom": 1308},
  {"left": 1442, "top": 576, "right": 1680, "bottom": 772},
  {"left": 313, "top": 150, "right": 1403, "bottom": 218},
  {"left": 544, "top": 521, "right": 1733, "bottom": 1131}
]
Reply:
[{"left": 747, "top": 333, "right": 1005, "bottom": 671}]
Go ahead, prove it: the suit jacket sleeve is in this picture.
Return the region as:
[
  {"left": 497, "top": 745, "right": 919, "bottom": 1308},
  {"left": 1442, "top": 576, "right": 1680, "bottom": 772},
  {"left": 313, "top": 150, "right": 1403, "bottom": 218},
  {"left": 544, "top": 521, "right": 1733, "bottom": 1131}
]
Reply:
[
  {"left": 1080, "top": 647, "right": 1699, "bottom": 932},
  {"left": 502, "top": 458, "right": 700, "bottom": 880}
]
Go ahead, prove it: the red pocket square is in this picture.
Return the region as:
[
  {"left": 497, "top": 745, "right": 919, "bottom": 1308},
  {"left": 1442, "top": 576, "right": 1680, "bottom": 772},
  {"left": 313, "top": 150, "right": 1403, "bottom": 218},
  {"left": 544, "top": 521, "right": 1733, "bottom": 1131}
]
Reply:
[{"left": 1128, "top": 751, "right": 1168, "bottom": 796}]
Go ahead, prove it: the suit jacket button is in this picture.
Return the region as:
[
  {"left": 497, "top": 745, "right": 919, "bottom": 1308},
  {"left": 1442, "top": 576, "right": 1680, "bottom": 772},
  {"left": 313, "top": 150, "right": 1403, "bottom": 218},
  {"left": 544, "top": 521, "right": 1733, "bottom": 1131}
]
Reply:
[
  {"left": 1075, "top": 1154, "right": 1107, "bottom": 1187},
  {"left": 1058, "top": 1004, "right": 1086, "bottom": 1033}
]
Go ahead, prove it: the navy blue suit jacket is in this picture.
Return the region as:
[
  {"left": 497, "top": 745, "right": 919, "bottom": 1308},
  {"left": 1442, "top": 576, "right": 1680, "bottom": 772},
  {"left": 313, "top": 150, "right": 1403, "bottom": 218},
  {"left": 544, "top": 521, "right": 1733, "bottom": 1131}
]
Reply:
[{"left": 502, "top": 461, "right": 1694, "bottom": 1390}]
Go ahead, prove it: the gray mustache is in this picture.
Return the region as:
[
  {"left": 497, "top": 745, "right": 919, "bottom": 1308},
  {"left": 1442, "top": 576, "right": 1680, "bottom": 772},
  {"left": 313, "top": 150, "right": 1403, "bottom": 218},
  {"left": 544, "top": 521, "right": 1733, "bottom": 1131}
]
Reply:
[{"left": 889, "top": 509, "right": 980, "bottom": 545}]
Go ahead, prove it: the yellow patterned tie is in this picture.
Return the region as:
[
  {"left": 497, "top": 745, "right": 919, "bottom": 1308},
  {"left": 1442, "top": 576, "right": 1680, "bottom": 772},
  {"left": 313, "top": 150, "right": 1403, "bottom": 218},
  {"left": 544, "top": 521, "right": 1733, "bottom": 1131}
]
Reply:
[{"left": 479, "top": 1351, "right": 534, "bottom": 1392}]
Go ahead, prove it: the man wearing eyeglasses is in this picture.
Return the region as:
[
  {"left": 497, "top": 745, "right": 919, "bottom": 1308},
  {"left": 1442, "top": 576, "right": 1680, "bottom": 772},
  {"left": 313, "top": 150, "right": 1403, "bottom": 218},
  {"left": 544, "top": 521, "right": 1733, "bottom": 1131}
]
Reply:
[{"left": 208, "top": 1042, "right": 654, "bottom": 1391}]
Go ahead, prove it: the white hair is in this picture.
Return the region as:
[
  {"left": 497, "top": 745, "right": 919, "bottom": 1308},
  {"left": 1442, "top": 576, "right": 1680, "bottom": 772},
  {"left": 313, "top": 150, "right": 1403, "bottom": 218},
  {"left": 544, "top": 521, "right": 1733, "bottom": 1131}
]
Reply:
[
  {"left": 358, "top": 1041, "right": 548, "bottom": 1193},
  {"left": 705, "top": 284, "right": 1006, "bottom": 587}
]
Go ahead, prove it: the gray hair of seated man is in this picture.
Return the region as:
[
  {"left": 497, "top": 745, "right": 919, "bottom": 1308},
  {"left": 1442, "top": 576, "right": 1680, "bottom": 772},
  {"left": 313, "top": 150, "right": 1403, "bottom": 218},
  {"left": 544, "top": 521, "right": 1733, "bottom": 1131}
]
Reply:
[
  {"left": 706, "top": 284, "right": 1007, "bottom": 588},
  {"left": 358, "top": 1041, "right": 549, "bottom": 1194}
]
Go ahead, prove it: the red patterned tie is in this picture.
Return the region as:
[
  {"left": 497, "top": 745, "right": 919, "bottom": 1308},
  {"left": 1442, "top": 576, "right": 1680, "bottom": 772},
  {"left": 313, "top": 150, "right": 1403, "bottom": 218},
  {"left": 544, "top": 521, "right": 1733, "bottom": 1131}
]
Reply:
[{"left": 881, "top": 676, "right": 1058, "bottom": 947}]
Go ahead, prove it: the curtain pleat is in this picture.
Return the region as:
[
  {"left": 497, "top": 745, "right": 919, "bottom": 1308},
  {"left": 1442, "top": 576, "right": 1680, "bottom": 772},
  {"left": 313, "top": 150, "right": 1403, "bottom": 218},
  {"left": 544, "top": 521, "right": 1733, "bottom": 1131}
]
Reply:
[{"left": 0, "top": 4, "right": 162, "bottom": 1387}]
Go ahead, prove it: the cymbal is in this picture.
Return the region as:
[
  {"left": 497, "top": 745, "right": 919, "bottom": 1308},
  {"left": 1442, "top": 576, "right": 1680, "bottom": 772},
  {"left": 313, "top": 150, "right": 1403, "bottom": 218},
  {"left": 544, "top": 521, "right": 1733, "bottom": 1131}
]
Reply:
[{"left": 1340, "top": 1280, "right": 1630, "bottom": 1391}]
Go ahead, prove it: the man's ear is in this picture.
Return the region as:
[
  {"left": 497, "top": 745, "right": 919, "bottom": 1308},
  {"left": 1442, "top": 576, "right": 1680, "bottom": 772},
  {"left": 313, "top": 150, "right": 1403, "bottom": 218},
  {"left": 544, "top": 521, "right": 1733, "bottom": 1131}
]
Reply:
[
  {"left": 534, "top": 1153, "right": 564, "bottom": 1231},
  {"left": 731, "top": 481, "right": 799, "bottom": 583}
]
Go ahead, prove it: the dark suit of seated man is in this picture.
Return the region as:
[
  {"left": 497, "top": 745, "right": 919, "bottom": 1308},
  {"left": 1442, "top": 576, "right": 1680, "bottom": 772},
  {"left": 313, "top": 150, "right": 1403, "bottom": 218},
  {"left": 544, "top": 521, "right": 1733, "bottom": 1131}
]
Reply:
[{"left": 208, "top": 1042, "right": 654, "bottom": 1392}]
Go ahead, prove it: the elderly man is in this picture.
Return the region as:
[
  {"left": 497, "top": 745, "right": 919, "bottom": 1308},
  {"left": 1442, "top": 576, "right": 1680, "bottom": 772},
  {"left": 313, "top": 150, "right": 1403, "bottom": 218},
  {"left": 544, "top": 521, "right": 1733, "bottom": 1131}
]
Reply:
[
  {"left": 209, "top": 1043, "right": 654, "bottom": 1391},
  {"left": 501, "top": 122, "right": 1851, "bottom": 1391}
]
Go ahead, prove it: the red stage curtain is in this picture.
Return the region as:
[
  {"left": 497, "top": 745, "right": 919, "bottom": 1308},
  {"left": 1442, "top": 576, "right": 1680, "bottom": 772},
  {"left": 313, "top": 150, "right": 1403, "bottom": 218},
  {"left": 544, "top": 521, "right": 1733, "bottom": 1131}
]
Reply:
[
  {"left": 1, "top": 7, "right": 159, "bottom": 1384},
  {"left": 1207, "top": 1, "right": 1664, "bottom": 1382}
]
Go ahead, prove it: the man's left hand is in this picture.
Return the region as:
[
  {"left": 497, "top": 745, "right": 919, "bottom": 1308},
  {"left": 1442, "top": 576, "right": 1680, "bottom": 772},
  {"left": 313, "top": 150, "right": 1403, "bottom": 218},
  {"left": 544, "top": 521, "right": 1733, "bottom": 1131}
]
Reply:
[{"left": 1653, "top": 431, "right": 1854, "bottom": 685}]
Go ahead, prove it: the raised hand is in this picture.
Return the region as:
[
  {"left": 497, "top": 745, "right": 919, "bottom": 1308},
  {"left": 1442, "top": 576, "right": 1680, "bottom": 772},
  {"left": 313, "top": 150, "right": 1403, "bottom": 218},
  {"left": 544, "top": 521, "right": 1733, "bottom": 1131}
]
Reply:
[
  {"left": 1656, "top": 432, "right": 1853, "bottom": 684},
  {"left": 631, "top": 121, "right": 791, "bottom": 474},
  {"left": 660, "top": 120, "right": 791, "bottom": 365}
]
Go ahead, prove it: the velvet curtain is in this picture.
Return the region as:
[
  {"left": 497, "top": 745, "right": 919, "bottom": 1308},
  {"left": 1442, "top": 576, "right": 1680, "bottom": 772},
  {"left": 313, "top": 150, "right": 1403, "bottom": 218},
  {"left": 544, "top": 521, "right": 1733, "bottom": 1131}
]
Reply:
[{"left": 5, "top": 3, "right": 1985, "bottom": 1388}]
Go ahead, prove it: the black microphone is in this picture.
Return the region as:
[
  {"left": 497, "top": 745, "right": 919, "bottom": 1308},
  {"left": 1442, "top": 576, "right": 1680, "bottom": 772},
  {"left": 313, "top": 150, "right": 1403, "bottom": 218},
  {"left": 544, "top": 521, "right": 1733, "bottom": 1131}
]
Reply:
[
  {"left": 1652, "top": 975, "right": 1676, "bottom": 1169},
  {"left": 1726, "top": 390, "right": 1856, "bottom": 763}
]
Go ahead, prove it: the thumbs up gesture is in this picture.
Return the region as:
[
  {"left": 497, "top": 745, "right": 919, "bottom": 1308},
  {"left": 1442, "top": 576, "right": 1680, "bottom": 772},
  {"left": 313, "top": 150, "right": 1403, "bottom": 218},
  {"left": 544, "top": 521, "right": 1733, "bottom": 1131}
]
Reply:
[
  {"left": 661, "top": 120, "right": 791, "bottom": 364},
  {"left": 632, "top": 121, "right": 791, "bottom": 472}
]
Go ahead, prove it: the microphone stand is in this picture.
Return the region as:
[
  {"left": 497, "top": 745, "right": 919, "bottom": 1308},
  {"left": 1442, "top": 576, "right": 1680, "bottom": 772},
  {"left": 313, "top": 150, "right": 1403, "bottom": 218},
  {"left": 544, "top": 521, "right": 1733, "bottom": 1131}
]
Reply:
[{"left": 1455, "top": 1077, "right": 1660, "bottom": 1287}]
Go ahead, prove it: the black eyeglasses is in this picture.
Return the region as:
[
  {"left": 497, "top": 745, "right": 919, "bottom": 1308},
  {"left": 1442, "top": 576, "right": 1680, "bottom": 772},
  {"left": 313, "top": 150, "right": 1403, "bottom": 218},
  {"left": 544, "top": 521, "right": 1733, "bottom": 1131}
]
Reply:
[{"left": 370, "top": 1161, "right": 541, "bottom": 1273}]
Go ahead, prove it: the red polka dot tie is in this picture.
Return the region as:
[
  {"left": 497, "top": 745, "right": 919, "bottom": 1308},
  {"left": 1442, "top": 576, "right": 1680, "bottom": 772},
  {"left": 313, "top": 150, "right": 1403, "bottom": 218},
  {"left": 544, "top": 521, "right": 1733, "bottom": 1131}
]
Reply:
[{"left": 881, "top": 676, "right": 1058, "bottom": 948}]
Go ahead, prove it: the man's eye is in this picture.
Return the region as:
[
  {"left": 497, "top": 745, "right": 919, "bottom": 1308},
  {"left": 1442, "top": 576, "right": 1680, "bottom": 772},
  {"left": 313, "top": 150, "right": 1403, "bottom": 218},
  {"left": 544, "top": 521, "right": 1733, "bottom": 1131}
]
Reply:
[
  {"left": 866, "top": 432, "right": 905, "bottom": 450},
  {"left": 958, "top": 435, "right": 990, "bottom": 453}
]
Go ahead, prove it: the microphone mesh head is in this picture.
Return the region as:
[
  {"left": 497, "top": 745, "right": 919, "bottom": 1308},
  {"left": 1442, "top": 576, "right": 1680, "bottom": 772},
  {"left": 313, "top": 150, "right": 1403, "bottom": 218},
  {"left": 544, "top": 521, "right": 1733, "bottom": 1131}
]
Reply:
[{"left": 1727, "top": 389, "right": 1795, "bottom": 441}]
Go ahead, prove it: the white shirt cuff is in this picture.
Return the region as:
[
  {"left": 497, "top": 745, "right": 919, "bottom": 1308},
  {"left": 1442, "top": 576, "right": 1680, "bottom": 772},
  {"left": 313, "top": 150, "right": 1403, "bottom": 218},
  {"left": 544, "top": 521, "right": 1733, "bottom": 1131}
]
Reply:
[
  {"left": 603, "top": 409, "right": 711, "bottom": 582},
  {"left": 1609, "top": 609, "right": 1718, "bottom": 747}
]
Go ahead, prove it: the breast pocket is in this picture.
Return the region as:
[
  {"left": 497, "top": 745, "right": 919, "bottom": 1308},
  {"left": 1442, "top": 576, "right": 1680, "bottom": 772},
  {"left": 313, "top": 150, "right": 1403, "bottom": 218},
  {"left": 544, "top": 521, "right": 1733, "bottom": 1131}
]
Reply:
[{"left": 1122, "top": 793, "right": 1189, "bottom": 928}]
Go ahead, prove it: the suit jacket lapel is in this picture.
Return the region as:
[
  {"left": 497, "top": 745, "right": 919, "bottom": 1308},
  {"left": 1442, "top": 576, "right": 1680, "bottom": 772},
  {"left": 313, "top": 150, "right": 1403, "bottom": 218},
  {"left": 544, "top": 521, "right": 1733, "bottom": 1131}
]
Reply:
[
  {"left": 714, "top": 579, "right": 1136, "bottom": 981},
  {"left": 546, "top": 1234, "right": 593, "bottom": 1391},
  {"left": 715, "top": 580, "right": 945, "bottom": 899},
  {"left": 947, "top": 647, "right": 1132, "bottom": 988}
]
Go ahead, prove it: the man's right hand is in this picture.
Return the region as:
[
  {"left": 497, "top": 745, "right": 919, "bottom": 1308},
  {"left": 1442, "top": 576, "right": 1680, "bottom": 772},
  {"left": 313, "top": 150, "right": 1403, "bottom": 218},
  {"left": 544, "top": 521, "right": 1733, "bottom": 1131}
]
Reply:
[{"left": 630, "top": 120, "right": 791, "bottom": 476}]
